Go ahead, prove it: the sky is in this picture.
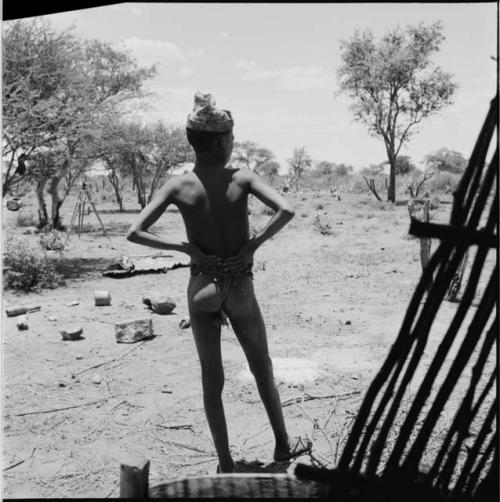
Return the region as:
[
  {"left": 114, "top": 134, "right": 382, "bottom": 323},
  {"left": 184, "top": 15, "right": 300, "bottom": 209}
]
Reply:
[{"left": 38, "top": 2, "right": 497, "bottom": 172}]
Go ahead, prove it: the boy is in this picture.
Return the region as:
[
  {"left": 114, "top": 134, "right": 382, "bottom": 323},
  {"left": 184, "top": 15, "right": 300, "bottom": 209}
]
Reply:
[{"left": 127, "top": 92, "right": 310, "bottom": 473}]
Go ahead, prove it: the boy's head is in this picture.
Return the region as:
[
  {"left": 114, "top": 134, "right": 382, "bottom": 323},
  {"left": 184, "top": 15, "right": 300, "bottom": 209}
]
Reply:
[{"left": 186, "top": 92, "right": 234, "bottom": 160}]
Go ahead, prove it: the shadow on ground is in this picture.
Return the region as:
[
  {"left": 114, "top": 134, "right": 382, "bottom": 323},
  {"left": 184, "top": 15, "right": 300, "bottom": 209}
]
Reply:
[{"left": 55, "top": 256, "right": 113, "bottom": 280}]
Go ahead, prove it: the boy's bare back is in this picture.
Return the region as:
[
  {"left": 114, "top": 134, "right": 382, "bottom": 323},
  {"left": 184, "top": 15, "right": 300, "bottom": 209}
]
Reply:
[{"left": 172, "top": 167, "right": 251, "bottom": 259}]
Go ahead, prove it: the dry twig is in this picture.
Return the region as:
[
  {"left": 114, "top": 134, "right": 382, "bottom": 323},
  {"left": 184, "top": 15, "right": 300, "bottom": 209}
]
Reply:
[
  {"left": 71, "top": 341, "right": 146, "bottom": 378},
  {"left": 281, "top": 390, "right": 361, "bottom": 408}
]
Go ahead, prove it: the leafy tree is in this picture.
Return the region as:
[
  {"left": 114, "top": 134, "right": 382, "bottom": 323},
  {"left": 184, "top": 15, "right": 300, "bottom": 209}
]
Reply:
[
  {"left": 287, "top": 147, "right": 312, "bottom": 190},
  {"left": 314, "top": 161, "right": 336, "bottom": 176},
  {"left": 382, "top": 155, "right": 416, "bottom": 175},
  {"left": 337, "top": 21, "right": 456, "bottom": 202},
  {"left": 2, "top": 19, "right": 155, "bottom": 228},
  {"left": 424, "top": 147, "right": 467, "bottom": 174},
  {"left": 258, "top": 160, "right": 280, "bottom": 183},
  {"left": 232, "top": 141, "right": 276, "bottom": 175},
  {"left": 99, "top": 120, "right": 191, "bottom": 209}
]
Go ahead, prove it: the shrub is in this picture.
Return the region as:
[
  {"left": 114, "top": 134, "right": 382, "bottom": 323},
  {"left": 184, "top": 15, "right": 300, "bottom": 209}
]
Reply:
[
  {"left": 3, "top": 238, "right": 64, "bottom": 291},
  {"left": 39, "top": 229, "right": 66, "bottom": 251},
  {"left": 16, "top": 211, "right": 37, "bottom": 227},
  {"left": 313, "top": 214, "right": 335, "bottom": 236},
  {"left": 430, "top": 171, "right": 460, "bottom": 193}
]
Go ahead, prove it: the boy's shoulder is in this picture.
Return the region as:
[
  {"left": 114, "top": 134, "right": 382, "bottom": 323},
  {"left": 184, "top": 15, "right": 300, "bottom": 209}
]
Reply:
[{"left": 229, "top": 166, "right": 259, "bottom": 185}]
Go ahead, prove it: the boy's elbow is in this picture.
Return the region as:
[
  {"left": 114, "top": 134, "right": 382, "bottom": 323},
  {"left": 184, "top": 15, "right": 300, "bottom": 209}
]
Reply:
[
  {"left": 282, "top": 205, "right": 295, "bottom": 220},
  {"left": 126, "top": 228, "right": 138, "bottom": 242}
]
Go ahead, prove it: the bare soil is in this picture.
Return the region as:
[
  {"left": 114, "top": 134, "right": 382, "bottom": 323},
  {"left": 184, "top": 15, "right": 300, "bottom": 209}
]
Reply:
[{"left": 2, "top": 191, "right": 494, "bottom": 498}]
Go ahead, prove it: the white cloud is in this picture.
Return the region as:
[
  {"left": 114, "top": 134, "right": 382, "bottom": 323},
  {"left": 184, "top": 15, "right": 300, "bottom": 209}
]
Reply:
[
  {"left": 177, "top": 66, "right": 196, "bottom": 77},
  {"left": 234, "top": 59, "right": 257, "bottom": 71},
  {"left": 220, "top": 31, "right": 231, "bottom": 39},
  {"left": 121, "top": 37, "right": 185, "bottom": 68},
  {"left": 187, "top": 48, "right": 206, "bottom": 57},
  {"left": 240, "top": 65, "right": 333, "bottom": 92}
]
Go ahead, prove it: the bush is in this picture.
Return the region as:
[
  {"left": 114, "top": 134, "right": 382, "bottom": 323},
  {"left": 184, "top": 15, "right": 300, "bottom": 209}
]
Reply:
[
  {"left": 313, "top": 214, "right": 335, "bottom": 236},
  {"left": 429, "top": 171, "right": 460, "bottom": 194},
  {"left": 39, "top": 229, "right": 66, "bottom": 251},
  {"left": 3, "top": 238, "right": 64, "bottom": 291},
  {"left": 16, "top": 211, "right": 37, "bottom": 227}
]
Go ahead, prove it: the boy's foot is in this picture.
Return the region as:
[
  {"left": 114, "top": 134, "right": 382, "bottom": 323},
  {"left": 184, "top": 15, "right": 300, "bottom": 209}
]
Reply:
[{"left": 273, "top": 436, "right": 312, "bottom": 462}]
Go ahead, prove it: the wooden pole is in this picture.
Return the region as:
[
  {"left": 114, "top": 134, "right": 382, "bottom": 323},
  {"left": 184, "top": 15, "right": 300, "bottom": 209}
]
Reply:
[{"left": 120, "top": 456, "right": 150, "bottom": 498}]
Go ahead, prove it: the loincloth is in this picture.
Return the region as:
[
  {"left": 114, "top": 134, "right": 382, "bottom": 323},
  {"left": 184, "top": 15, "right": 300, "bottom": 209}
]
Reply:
[{"left": 189, "top": 260, "right": 253, "bottom": 324}]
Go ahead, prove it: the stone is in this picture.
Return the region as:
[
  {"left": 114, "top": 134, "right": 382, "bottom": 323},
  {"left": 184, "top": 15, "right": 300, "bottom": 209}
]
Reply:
[
  {"left": 60, "top": 325, "right": 83, "bottom": 341},
  {"left": 94, "top": 290, "right": 111, "bottom": 306},
  {"left": 16, "top": 315, "right": 29, "bottom": 330},
  {"left": 142, "top": 292, "right": 176, "bottom": 315},
  {"left": 179, "top": 318, "right": 191, "bottom": 329},
  {"left": 115, "top": 318, "right": 152, "bottom": 344}
]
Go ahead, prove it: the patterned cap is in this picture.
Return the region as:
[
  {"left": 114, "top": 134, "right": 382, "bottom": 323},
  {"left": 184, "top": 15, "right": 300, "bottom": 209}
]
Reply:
[{"left": 186, "top": 92, "right": 234, "bottom": 133}]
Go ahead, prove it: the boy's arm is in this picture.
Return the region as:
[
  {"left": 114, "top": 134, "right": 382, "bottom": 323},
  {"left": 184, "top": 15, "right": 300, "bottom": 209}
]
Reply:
[
  {"left": 225, "top": 172, "right": 294, "bottom": 273},
  {"left": 126, "top": 180, "right": 219, "bottom": 267}
]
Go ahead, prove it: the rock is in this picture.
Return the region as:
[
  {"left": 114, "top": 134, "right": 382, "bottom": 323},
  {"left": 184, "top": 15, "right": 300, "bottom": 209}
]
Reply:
[
  {"left": 94, "top": 290, "right": 111, "bottom": 306},
  {"left": 6, "top": 199, "right": 21, "bottom": 211},
  {"left": 179, "top": 318, "right": 191, "bottom": 329},
  {"left": 60, "top": 325, "right": 83, "bottom": 341},
  {"left": 47, "top": 316, "right": 58, "bottom": 322},
  {"left": 142, "top": 292, "right": 176, "bottom": 315},
  {"left": 92, "top": 374, "right": 102, "bottom": 385},
  {"left": 76, "top": 354, "right": 83, "bottom": 360},
  {"left": 66, "top": 301, "right": 79, "bottom": 307},
  {"left": 345, "top": 320, "right": 352, "bottom": 325},
  {"left": 115, "top": 318, "right": 152, "bottom": 344},
  {"left": 16, "top": 315, "right": 29, "bottom": 330}
]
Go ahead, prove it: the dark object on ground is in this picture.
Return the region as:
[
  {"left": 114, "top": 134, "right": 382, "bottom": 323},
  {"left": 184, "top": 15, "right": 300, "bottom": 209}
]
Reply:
[
  {"left": 60, "top": 326, "right": 83, "bottom": 341},
  {"left": 143, "top": 293, "right": 176, "bottom": 315},
  {"left": 179, "top": 319, "right": 191, "bottom": 329},
  {"left": 103, "top": 255, "right": 189, "bottom": 278},
  {"left": 6, "top": 305, "right": 41, "bottom": 317}
]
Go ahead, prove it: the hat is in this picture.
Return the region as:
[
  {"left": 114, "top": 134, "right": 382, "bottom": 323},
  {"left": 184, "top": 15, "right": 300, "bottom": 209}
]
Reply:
[{"left": 186, "top": 92, "right": 233, "bottom": 133}]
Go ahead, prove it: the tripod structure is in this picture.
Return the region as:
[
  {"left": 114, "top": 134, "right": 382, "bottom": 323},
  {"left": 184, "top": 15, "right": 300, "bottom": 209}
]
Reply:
[{"left": 66, "top": 182, "right": 108, "bottom": 241}]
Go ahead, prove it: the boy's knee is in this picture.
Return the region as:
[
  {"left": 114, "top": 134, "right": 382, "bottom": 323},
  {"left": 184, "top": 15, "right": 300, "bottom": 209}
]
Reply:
[
  {"left": 202, "top": 370, "right": 225, "bottom": 397},
  {"left": 249, "top": 355, "right": 274, "bottom": 380}
]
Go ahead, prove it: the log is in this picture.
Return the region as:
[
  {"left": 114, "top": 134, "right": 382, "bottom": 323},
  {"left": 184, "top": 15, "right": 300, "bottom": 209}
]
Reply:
[
  {"left": 120, "top": 456, "right": 150, "bottom": 498},
  {"left": 6, "top": 305, "right": 41, "bottom": 317}
]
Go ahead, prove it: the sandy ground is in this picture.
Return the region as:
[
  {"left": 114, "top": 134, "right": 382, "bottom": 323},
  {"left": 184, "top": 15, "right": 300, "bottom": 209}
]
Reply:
[{"left": 1, "top": 191, "right": 495, "bottom": 498}]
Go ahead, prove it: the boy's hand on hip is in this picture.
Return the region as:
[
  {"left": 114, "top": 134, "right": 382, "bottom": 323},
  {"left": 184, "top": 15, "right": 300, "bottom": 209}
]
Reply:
[
  {"left": 224, "top": 239, "right": 257, "bottom": 273},
  {"left": 183, "top": 242, "right": 220, "bottom": 268}
]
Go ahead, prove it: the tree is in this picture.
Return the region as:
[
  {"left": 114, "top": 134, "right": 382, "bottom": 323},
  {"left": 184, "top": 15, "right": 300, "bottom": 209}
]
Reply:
[
  {"left": 287, "top": 147, "right": 312, "bottom": 190},
  {"left": 100, "top": 120, "right": 192, "bottom": 209},
  {"left": 2, "top": 19, "right": 155, "bottom": 228},
  {"left": 424, "top": 148, "right": 467, "bottom": 174},
  {"left": 337, "top": 21, "right": 456, "bottom": 202},
  {"left": 258, "top": 160, "right": 280, "bottom": 183},
  {"left": 232, "top": 141, "right": 276, "bottom": 175},
  {"left": 382, "top": 155, "right": 416, "bottom": 175}
]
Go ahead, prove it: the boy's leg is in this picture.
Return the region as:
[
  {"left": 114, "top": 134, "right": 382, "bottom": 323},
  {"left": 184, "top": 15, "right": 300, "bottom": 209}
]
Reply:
[
  {"left": 188, "top": 281, "right": 234, "bottom": 472},
  {"left": 223, "top": 277, "right": 290, "bottom": 458}
]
